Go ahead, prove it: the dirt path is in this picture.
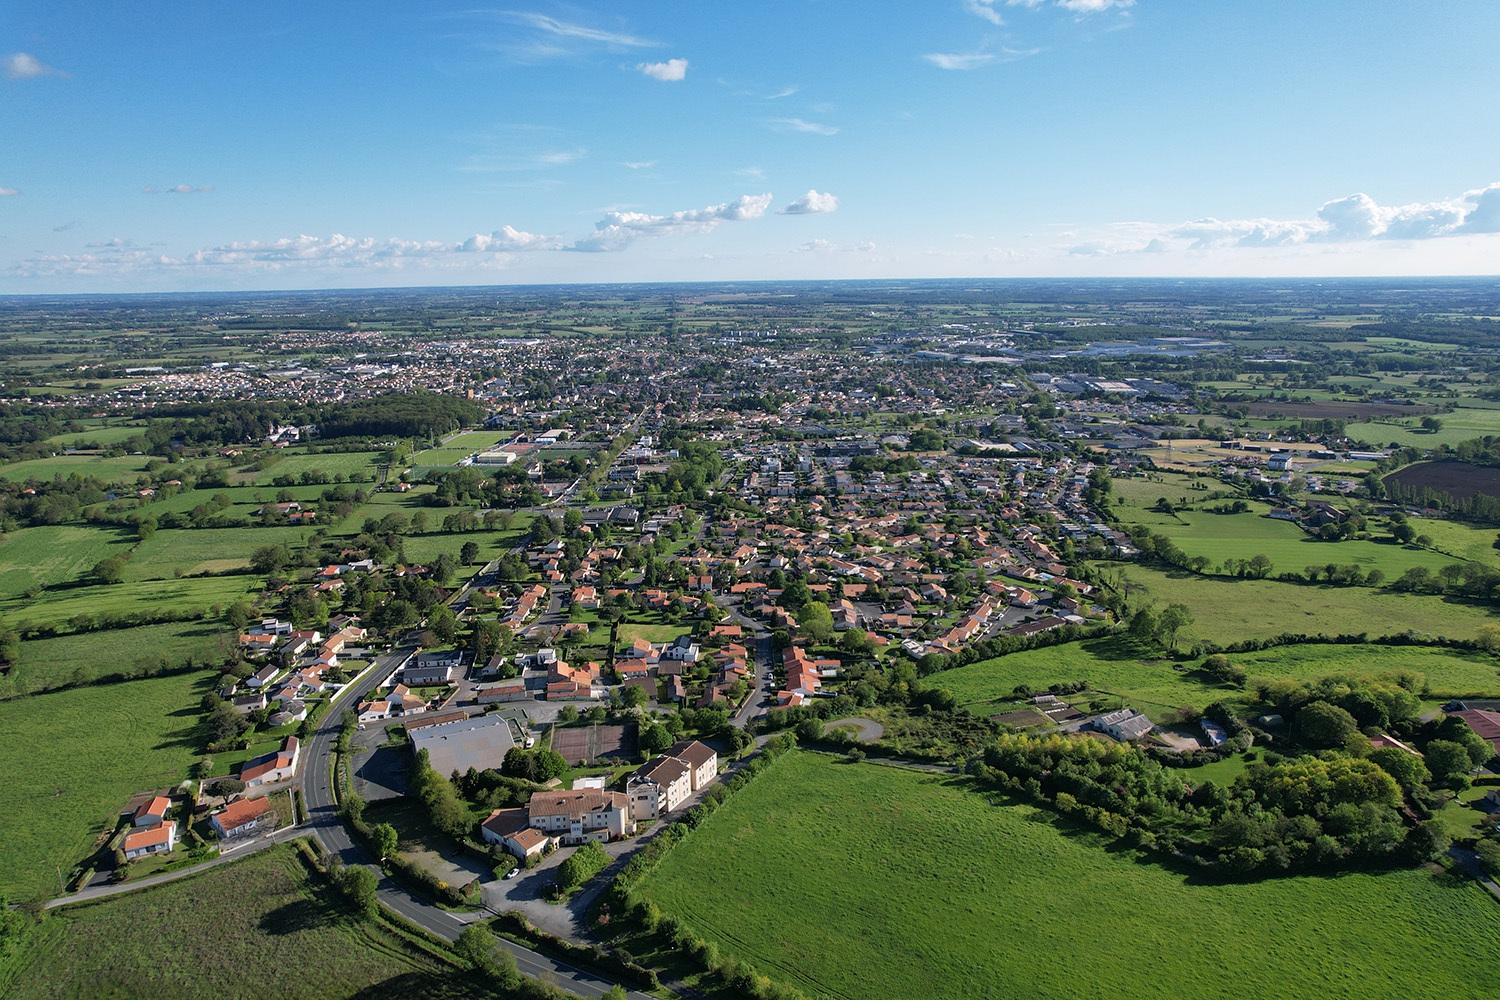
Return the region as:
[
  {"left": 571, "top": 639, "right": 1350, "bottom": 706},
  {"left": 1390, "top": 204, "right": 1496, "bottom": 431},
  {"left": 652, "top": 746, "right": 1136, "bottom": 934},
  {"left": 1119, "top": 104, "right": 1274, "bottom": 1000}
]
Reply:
[{"left": 825, "top": 717, "right": 884, "bottom": 742}]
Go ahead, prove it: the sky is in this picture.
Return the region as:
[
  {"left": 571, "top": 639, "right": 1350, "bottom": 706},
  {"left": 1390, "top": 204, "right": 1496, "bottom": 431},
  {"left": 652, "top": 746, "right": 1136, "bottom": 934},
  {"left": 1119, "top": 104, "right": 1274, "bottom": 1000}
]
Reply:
[{"left": 2, "top": 1, "right": 1500, "bottom": 292}]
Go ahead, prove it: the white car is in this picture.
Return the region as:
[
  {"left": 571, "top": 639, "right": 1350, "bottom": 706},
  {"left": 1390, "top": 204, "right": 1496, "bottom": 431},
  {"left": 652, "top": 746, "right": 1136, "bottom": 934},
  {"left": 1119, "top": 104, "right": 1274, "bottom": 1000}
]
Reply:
[{"left": 503, "top": 867, "right": 521, "bottom": 880}]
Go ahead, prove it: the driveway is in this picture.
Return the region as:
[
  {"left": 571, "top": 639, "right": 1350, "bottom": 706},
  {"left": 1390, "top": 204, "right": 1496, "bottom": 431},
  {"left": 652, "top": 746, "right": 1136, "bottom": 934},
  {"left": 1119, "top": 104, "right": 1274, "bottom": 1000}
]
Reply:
[{"left": 825, "top": 717, "right": 884, "bottom": 742}]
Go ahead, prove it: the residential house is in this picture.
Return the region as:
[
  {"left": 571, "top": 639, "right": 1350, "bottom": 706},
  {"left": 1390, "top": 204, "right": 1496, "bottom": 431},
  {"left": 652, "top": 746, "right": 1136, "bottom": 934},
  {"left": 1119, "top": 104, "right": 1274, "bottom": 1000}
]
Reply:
[
  {"left": 239, "top": 736, "right": 299, "bottom": 787},
  {"left": 481, "top": 807, "right": 557, "bottom": 861},
  {"left": 210, "top": 797, "right": 275, "bottom": 839},
  {"left": 122, "top": 820, "right": 177, "bottom": 860}
]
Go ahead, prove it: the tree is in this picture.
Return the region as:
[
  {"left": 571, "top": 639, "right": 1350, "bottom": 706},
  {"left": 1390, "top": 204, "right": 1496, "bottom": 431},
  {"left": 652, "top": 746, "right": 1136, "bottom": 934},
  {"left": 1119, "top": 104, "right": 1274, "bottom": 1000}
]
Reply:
[
  {"left": 1128, "top": 608, "right": 1159, "bottom": 645},
  {"left": 250, "top": 543, "right": 293, "bottom": 575},
  {"left": 431, "top": 552, "right": 457, "bottom": 585},
  {"left": 1369, "top": 747, "right": 1431, "bottom": 790},
  {"left": 1156, "top": 604, "right": 1193, "bottom": 651},
  {"left": 1425, "top": 740, "right": 1474, "bottom": 786},
  {"left": 338, "top": 865, "right": 379, "bottom": 918},
  {"left": 799, "top": 601, "right": 835, "bottom": 644},
  {"left": 372, "top": 822, "right": 399, "bottom": 859},
  {"left": 92, "top": 554, "right": 128, "bottom": 585},
  {"left": 1295, "top": 700, "right": 1359, "bottom": 749},
  {"left": 640, "top": 723, "right": 674, "bottom": 754},
  {"left": 456, "top": 925, "right": 516, "bottom": 984},
  {"left": 207, "top": 704, "right": 250, "bottom": 745},
  {"left": 460, "top": 541, "right": 480, "bottom": 565}
]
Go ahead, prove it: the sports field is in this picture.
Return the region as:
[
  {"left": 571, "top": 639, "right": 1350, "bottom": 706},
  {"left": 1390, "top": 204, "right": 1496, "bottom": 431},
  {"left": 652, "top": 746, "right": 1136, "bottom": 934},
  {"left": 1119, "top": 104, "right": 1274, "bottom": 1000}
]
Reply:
[{"left": 637, "top": 752, "right": 1500, "bottom": 1000}]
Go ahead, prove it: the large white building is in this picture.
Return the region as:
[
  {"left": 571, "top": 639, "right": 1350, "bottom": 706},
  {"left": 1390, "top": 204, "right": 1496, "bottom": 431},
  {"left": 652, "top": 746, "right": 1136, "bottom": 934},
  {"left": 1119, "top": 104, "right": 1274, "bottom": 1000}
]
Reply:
[
  {"left": 526, "top": 789, "right": 633, "bottom": 845},
  {"left": 626, "top": 740, "right": 719, "bottom": 821}
]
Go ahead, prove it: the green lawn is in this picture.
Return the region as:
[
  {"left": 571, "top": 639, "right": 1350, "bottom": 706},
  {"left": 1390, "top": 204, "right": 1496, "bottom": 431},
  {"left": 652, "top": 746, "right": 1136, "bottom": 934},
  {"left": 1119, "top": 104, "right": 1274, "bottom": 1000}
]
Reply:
[
  {"left": 1225, "top": 644, "right": 1500, "bottom": 699},
  {"left": 0, "top": 575, "right": 261, "bottom": 629},
  {"left": 637, "top": 752, "right": 1500, "bottom": 1000},
  {"left": 3, "top": 844, "right": 485, "bottom": 1000},
  {"left": 0, "top": 671, "right": 213, "bottom": 900},
  {"left": 5, "top": 621, "right": 230, "bottom": 696},
  {"left": 1106, "top": 562, "right": 1496, "bottom": 643},
  {"left": 0, "top": 524, "right": 138, "bottom": 595},
  {"left": 1348, "top": 403, "right": 1500, "bottom": 449},
  {"left": 617, "top": 623, "right": 690, "bottom": 643},
  {"left": 1411, "top": 518, "right": 1500, "bottom": 568},
  {"left": 41, "top": 423, "right": 151, "bottom": 449}
]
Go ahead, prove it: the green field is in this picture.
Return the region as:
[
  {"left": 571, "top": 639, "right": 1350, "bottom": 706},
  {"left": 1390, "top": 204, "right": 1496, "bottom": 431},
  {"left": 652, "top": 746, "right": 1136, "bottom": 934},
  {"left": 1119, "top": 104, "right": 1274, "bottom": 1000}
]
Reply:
[
  {"left": 244, "top": 450, "right": 381, "bottom": 485},
  {"left": 1106, "top": 562, "right": 1495, "bottom": 643},
  {"left": 617, "top": 623, "right": 690, "bottom": 643},
  {"left": 0, "top": 575, "right": 261, "bottom": 629},
  {"left": 637, "top": 752, "right": 1500, "bottom": 1000},
  {"left": 5, "top": 621, "right": 230, "bottom": 696},
  {"left": 929, "top": 637, "right": 1500, "bottom": 719},
  {"left": 1116, "top": 508, "right": 1457, "bottom": 580},
  {"left": 1347, "top": 404, "right": 1500, "bottom": 449},
  {"left": 411, "top": 431, "right": 515, "bottom": 466},
  {"left": 0, "top": 524, "right": 137, "bottom": 595},
  {"left": 1412, "top": 518, "right": 1500, "bottom": 568},
  {"left": 0, "top": 671, "right": 212, "bottom": 899},
  {"left": 0, "top": 453, "right": 157, "bottom": 483},
  {"left": 125, "top": 526, "right": 312, "bottom": 580},
  {"left": 41, "top": 423, "right": 151, "bottom": 448},
  {"left": 4, "top": 844, "right": 480, "bottom": 1000}
]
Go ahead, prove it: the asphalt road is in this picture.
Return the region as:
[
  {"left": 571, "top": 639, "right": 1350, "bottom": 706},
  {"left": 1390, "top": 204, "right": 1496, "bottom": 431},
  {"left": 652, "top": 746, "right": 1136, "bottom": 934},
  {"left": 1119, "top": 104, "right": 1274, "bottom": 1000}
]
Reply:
[{"left": 301, "top": 643, "right": 652, "bottom": 1000}]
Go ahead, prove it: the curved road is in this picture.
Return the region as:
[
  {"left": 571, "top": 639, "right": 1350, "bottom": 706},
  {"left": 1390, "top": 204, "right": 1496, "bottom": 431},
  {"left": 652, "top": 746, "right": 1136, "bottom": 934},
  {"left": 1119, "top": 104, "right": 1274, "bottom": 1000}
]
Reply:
[{"left": 302, "top": 644, "right": 652, "bottom": 1000}]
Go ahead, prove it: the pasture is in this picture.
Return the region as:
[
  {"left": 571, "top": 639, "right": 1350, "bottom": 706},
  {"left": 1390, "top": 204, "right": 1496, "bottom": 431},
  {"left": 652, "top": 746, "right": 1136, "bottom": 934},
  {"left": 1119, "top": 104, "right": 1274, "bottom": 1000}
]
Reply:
[
  {"left": 0, "top": 575, "right": 261, "bottom": 629},
  {"left": 0, "top": 453, "right": 156, "bottom": 483},
  {"left": 636, "top": 752, "right": 1500, "bottom": 1000},
  {"left": 125, "top": 526, "right": 311, "bottom": 580},
  {"left": 243, "top": 450, "right": 381, "bottom": 485},
  {"left": 1106, "top": 563, "right": 1494, "bottom": 643},
  {"left": 927, "top": 637, "right": 1500, "bottom": 719},
  {"left": 4, "top": 844, "right": 475, "bottom": 1000},
  {"left": 4, "top": 621, "right": 230, "bottom": 696},
  {"left": 1115, "top": 507, "right": 1457, "bottom": 580},
  {"left": 0, "top": 671, "right": 211, "bottom": 900},
  {"left": 0, "top": 524, "right": 137, "bottom": 595}
]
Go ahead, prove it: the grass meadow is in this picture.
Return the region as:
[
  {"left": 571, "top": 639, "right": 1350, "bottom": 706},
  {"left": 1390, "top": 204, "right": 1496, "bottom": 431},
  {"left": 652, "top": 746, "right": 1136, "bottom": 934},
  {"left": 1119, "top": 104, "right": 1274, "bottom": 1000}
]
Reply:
[
  {"left": 1106, "top": 562, "right": 1495, "bottom": 643},
  {"left": 2, "top": 844, "right": 482, "bottom": 1000},
  {"left": 928, "top": 637, "right": 1500, "bottom": 719},
  {"left": 0, "top": 524, "right": 138, "bottom": 594},
  {"left": 636, "top": 752, "right": 1500, "bottom": 1000},
  {"left": 0, "top": 454, "right": 156, "bottom": 483},
  {"left": 242, "top": 450, "right": 381, "bottom": 485},
  {"left": 0, "top": 575, "right": 261, "bottom": 628},
  {"left": 6, "top": 621, "right": 230, "bottom": 696},
  {"left": 1116, "top": 507, "right": 1457, "bottom": 580},
  {"left": 124, "top": 526, "right": 312, "bottom": 580},
  {"left": 0, "top": 671, "right": 211, "bottom": 900}
]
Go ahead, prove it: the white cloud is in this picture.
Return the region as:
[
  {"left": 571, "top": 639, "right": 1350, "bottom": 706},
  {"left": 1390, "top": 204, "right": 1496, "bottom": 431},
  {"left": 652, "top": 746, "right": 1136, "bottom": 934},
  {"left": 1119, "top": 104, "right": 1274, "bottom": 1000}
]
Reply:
[
  {"left": 779, "top": 190, "right": 839, "bottom": 215},
  {"left": 792, "top": 238, "right": 876, "bottom": 254},
  {"left": 765, "top": 86, "right": 799, "bottom": 99},
  {"left": 571, "top": 193, "right": 773, "bottom": 252},
  {"left": 963, "top": 0, "right": 1004, "bottom": 24},
  {"left": 639, "top": 58, "right": 688, "bottom": 81},
  {"left": 1144, "top": 181, "right": 1500, "bottom": 252},
  {"left": 502, "top": 12, "right": 653, "bottom": 48},
  {"left": 1056, "top": 0, "right": 1134, "bottom": 11},
  {"left": 622, "top": 161, "right": 657, "bottom": 170},
  {"left": 3, "top": 53, "right": 66, "bottom": 80},
  {"left": 460, "top": 225, "right": 562, "bottom": 252},
  {"left": 168, "top": 184, "right": 213, "bottom": 194},
  {"left": 769, "top": 117, "right": 838, "bottom": 135},
  {"left": 0, "top": 184, "right": 18, "bottom": 196},
  {"left": 924, "top": 51, "right": 994, "bottom": 70}
]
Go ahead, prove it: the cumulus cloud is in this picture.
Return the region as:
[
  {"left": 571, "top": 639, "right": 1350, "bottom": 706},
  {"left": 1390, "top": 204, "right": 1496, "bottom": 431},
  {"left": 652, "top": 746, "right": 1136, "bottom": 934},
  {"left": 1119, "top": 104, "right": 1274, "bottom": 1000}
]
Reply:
[
  {"left": 0, "top": 184, "right": 18, "bottom": 196},
  {"left": 571, "top": 193, "right": 773, "bottom": 252},
  {"left": 638, "top": 58, "right": 688, "bottom": 81},
  {"left": 779, "top": 190, "right": 839, "bottom": 215},
  {"left": 769, "top": 118, "right": 838, "bottom": 136},
  {"left": 1456, "top": 183, "right": 1500, "bottom": 234},
  {"left": 460, "top": 225, "right": 562, "bottom": 252},
  {"left": 963, "top": 0, "right": 1005, "bottom": 24},
  {"left": 924, "top": 51, "right": 994, "bottom": 70},
  {"left": 1007, "top": 0, "right": 1133, "bottom": 10},
  {"left": 3, "top": 53, "right": 67, "bottom": 79}
]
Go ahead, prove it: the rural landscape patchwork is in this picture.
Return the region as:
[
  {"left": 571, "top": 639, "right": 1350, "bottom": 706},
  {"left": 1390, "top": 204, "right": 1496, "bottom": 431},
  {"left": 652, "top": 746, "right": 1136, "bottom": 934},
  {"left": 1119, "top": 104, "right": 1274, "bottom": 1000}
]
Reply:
[{"left": 0, "top": 280, "right": 1498, "bottom": 999}]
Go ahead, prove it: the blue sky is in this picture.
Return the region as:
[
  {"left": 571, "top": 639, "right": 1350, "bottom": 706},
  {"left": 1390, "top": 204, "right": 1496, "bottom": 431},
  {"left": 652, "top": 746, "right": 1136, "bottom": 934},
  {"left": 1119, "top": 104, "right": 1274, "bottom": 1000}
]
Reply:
[{"left": 2, "top": 1, "right": 1499, "bottom": 291}]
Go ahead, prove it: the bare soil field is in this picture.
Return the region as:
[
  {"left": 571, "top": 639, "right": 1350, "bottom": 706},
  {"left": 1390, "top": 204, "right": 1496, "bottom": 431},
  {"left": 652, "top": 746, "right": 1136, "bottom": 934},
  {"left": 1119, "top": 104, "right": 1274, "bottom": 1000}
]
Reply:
[{"left": 1384, "top": 461, "right": 1500, "bottom": 501}]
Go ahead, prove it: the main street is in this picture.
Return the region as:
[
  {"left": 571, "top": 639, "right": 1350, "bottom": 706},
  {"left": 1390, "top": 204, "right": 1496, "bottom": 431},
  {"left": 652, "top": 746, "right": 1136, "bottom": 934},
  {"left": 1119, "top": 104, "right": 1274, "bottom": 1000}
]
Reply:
[{"left": 299, "top": 643, "right": 654, "bottom": 1000}]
